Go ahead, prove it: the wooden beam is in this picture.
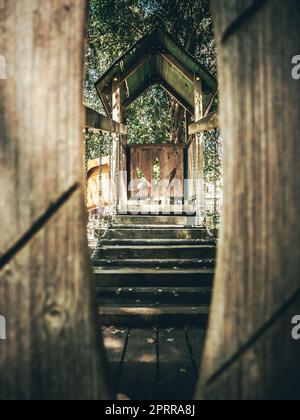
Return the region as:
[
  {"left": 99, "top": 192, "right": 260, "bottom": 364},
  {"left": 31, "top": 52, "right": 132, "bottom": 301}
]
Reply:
[
  {"left": 119, "top": 54, "right": 151, "bottom": 87},
  {"left": 122, "top": 77, "right": 155, "bottom": 111},
  {"left": 99, "top": 93, "right": 111, "bottom": 117},
  {"left": 85, "top": 107, "right": 127, "bottom": 135},
  {"left": 158, "top": 78, "right": 194, "bottom": 115},
  {"left": 188, "top": 111, "right": 219, "bottom": 135}
]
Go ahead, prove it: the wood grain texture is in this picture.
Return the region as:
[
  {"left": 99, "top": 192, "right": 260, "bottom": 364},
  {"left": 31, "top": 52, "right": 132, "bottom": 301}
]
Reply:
[
  {"left": 0, "top": 191, "right": 111, "bottom": 400},
  {"left": 198, "top": 0, "right": 300, "bottom": 400},
  {"left": 0, "top": 0, "right": 111, "bottom": 400},
  {"left": 188, "top": 111, "right": 219, "bottom": 136},
  {"left": 0, "top": 0, "right": 84, "bottom": 255},
  {"left": 213, "top": 0, "right": 269, "bottom": 42}
]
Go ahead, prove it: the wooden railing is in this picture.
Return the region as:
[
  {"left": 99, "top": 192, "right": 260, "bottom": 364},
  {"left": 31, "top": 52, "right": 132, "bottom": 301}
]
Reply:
[
  {"left": 85, "top": 106, "right": 127, "bottom": 135},
  {"left": 84, "top": 107, "right": 128, "bottom": 248}
]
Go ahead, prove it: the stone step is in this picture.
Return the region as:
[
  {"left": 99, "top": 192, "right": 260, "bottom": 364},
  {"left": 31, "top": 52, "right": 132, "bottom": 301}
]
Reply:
[
  {"left": 94, "top": 268, "right": 214, "bottom": 287},
  {"left": 96, "top": 286, "right": 212, "bottom": 305},
  {"left": 99, "top": 239, "right": 215, "bottom": 246},
  {"left": 98, "top": 304, "right": 210, "bottom": 327},
  {"left": 97, "top": 245, "right": 216, "bottom": 260},
  {"left": 115, "top": 215, "right": 197, "bottom": 226},
  {"left": 105, "top": 227, "right": 209, "bottom": 240}
]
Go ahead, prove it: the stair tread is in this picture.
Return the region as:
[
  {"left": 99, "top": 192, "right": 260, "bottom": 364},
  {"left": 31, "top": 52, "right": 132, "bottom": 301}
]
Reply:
[
  {"left": 94, "top": 268, "right": 215, "bottom": 274},
  {"left": 98, "top": 305, "right": 210, "bottom": 314},
  {"left": 100, "top": 245, "right": 216, "bottom": 250},
  {"left": 100, "top": 239, "right": 215, "bottom": 245},
  {"left": 96, "top": 286, "right": 211, "bottom": 292}
]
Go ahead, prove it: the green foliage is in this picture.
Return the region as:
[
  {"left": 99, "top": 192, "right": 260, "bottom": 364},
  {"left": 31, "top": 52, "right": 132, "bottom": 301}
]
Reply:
[
  {"left": 204, "top": 129, "right": 223, "bottom": 185},
  {"left": 84, "top": 0, "right": 217, "bottom": 143}
]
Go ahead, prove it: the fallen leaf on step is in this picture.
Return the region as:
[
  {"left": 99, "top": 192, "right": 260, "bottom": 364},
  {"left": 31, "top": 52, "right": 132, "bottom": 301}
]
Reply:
[
  {"left": 167, "top": 338, "right": 175, "bottom": 343},
  {"left": 147, "top": 338, "right": 156, "bottom": 344}
]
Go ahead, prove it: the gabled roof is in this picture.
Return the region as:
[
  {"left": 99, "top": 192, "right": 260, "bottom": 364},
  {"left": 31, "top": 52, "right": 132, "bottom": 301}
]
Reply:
[{"left": 95, "top": 22, "right": 217, "bottom": 117}]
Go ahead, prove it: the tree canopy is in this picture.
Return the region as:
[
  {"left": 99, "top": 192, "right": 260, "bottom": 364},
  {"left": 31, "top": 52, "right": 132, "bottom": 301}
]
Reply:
[{"left": 85, "top": 0, "right": 217, "bottom": 145}]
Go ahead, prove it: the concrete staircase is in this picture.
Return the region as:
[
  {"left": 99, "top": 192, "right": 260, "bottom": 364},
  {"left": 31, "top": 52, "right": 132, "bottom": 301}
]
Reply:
[{"left": 92, "top": 215, "right": 216, "bottom": 327}]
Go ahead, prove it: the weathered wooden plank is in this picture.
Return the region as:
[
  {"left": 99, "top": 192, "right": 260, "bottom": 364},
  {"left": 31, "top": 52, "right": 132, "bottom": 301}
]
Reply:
[
  {"left": 117, "top": 329, "right": 158, "bottom": 400},
  {"left": 199, "top": 0, "right": 300, "bottom": 400},
  {"left": 213, "top": 0, "right": 269, "bottom": 43},
  {"left": 0, "top": 191, "right": 110, "bottom": 400},
  {"left": 203, "top": 293, "right": 300, "bottom": 400},
  {"left": 158, "top": 328, "right": 196, "bottom": 400},
  {"left": 0, "top": 0, "right": 84, "bottom": 256},
  {"left": 0, "top": 0, "right": 111, "bottom": 400},
  {"left": 85, "top": 107, "right": 128, "bottom": 135},
  {"left": 185, "top": 327, "right": 207, "bottom": 377},
  {"left": 102, "top": 327, "right": 129, "bottom": 394},
  {"left": 188, "top": 111, "right": 219, "bottom": 136}
]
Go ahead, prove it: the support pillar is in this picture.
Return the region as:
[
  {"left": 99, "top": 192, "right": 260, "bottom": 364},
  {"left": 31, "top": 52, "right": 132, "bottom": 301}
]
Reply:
[
  {"left": 112, "top": 73, "right": 122, "bottom": 214},
  {"left": 194, "top": 74, "right": 205, "bottom": 224}
]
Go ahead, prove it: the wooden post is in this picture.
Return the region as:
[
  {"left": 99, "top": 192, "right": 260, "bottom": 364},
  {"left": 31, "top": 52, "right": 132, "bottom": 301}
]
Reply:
[
  {"left": 194, "top": 74, "right": 205, "bottom": 223},
  {"left": 112, "top": 73, "right": 122, "bottom": 212},
  {"left": 0, "top": 0, "right": 111, "bottom": 400},
  {"left": 198, "top": 0, "right": 300, "bottom": 400}
]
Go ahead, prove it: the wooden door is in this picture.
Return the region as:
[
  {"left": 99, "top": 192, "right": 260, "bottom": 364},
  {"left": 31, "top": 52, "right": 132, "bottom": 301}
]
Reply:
[{"left": 128, "top": 144, "right": 184, "bottom": 201}]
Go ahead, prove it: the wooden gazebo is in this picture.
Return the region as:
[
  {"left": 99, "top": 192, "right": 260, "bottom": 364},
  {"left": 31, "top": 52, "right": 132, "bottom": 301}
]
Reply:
[
  {"left": 1, "top": 0, "right": 300, "bottom": 401},
  {"left": 91, "top": 21, "right": 218, "bottom": 216}
]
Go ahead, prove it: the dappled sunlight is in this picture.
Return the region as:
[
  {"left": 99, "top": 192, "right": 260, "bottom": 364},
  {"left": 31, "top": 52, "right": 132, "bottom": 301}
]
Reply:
[
  {"left": 120, "top": 307, "right": 161, "bottom": 315},
  {"left": 103, "top": 337, "right": 125, "bottom": 351},
  {"left": 138, "top": 354, "right": 157, "bottom": 363}
]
